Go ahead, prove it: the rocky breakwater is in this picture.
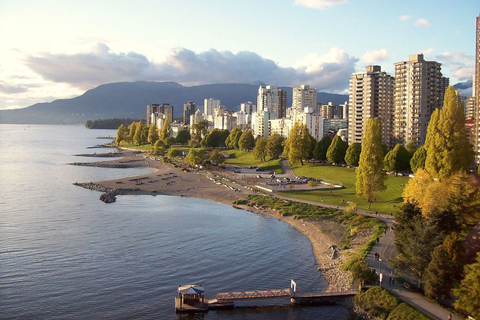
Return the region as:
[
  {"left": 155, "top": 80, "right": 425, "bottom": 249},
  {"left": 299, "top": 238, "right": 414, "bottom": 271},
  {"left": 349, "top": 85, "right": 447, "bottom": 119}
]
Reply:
[{"left": 73, "top": 182, "right": 138, "bottom": 203}]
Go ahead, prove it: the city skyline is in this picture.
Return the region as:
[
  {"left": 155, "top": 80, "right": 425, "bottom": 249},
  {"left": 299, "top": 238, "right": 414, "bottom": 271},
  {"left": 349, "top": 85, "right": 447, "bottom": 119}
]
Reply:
[{"left": 0, "top": 0, "right": 478, "bottom": 111}]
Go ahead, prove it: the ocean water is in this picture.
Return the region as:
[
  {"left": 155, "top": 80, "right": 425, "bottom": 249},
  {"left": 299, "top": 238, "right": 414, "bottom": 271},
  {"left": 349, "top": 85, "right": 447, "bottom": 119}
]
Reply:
[{"left": 0, "top": 125, "right": 353, "bottom": 319}]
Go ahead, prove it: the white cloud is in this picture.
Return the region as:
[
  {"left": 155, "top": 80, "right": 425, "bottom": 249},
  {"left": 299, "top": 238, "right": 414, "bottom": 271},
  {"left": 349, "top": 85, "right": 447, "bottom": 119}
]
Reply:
[
  {"left": 420, "top": 48, "right": 435, "bottom": 55},
  {"left": 414, "top": 18, "right": 430, "bottom": 27},
  {"left": 23, "top": 44, "right": 356, "bottom": 94},
  {"left": 437, "top": 51, "right": 474, "bottom": 81},
  {"left": 399, "top": 15, "right": 411, "bottom": 21},
  {"left": 293, "top": 0, "right": 348, "bottom": 10},
  {"left": 360, "top": 49, "right": 388, "bottom": 64},
  {"left": 293, "top": 47, "right": 357, "bottom": 92}
]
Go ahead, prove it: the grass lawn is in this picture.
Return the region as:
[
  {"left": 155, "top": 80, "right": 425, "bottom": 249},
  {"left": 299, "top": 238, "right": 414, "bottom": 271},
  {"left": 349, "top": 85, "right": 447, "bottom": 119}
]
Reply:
[
  {"left": 282, "top": 162, "right": 408, "bottom": 214},
  {"left": 225, "top": 150, "right": 283, "bottom": 173}
]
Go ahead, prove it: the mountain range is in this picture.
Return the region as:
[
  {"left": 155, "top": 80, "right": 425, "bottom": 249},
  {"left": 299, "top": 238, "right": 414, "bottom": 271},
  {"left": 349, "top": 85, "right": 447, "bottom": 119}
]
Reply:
[{"left": 0, "top": 82, "right": 348, "bottom": 125}]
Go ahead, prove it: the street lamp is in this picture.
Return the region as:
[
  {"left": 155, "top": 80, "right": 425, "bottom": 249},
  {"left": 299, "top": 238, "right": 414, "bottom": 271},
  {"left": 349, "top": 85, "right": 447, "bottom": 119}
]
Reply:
[{"left": 378, "top": 258, "right": 382, "bottom": 273}]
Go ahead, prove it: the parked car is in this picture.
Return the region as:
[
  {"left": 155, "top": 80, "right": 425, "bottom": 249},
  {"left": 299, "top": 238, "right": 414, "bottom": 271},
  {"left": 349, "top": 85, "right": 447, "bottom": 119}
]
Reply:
[{"left": 255, "top": 167, "right": 265, "bottom": 171}]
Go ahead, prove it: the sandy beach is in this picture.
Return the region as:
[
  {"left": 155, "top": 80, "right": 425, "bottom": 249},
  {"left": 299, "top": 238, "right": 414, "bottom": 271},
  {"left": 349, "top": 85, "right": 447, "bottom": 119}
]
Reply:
[{"left": 73, "top": 149, "right": 353, "bottom": 291}]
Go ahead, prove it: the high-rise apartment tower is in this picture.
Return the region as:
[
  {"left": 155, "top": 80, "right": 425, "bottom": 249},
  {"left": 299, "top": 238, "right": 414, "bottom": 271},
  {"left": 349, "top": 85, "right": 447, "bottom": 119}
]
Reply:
[
  {"left": 347, "top": 65, "right": 394, "bottom": 147},
  {"left": 393, "top": 54, "right": 448, "bottom": 146}
]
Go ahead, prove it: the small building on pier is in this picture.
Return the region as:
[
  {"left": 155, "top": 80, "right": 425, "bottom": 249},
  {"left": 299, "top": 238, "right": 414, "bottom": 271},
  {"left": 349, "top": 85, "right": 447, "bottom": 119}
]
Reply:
[{"left": 175, "top": 285, "right": 208, "bottom": 313}]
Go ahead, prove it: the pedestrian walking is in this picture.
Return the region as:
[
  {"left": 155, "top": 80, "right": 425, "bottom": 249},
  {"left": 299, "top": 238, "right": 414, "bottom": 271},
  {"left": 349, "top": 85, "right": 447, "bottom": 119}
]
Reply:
[
  {"left": 376, "top": 237, "right": 379, "bottom": 243},
  {"left": 389, "top": 277, "right": 392, "bottom": 285},
  {"left": 392, "top": 278, "right": 395, "bottom": 285}
]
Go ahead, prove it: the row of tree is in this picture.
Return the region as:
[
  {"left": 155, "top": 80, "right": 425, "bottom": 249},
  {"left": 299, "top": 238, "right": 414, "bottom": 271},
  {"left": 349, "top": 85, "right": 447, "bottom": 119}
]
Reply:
[{"left": 388, "top": 87, "right": 479, "bottom": 318}]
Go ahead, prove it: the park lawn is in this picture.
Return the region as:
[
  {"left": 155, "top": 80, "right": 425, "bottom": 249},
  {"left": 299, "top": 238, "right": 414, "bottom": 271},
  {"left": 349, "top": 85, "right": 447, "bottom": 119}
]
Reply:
[
  {"left": 283, "top": 163, "right": 408, "bottom": 214},
  {"left": 225, "top": 150, "right": 283, "bottom": 173}
]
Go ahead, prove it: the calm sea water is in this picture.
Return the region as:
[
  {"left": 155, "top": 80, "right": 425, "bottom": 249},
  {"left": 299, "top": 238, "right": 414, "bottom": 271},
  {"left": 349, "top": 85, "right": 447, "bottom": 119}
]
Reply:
[{"left": 0, "top": 125, "right": 353, "bottom": 319}]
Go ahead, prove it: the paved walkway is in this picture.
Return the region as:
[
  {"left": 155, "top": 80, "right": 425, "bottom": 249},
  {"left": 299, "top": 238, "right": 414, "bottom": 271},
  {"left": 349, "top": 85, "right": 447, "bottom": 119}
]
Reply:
[{"left": 272, "top": 163, "right": 462, "bottom": 320}]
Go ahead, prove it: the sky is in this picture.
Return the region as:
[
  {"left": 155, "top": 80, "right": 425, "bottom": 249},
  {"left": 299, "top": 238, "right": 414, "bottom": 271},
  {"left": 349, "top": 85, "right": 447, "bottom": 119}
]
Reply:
[{"left": 0, "top": 0, "right": 478, "bottom": 110}]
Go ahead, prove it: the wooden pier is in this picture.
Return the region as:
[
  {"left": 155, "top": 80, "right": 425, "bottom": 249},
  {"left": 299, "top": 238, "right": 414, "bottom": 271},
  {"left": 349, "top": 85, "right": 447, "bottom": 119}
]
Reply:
[
  {"left": 216, "top": 288, "right": 291, "bottom": 301},
  {"left": 175, "top": 280, "right": 358, "bottom": 313}
]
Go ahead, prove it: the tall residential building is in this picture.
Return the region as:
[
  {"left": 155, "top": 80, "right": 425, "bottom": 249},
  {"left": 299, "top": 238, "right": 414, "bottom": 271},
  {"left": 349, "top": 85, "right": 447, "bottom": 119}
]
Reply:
[
  {"left": 257, "top": 85, "right": 280, "bottom": 117},
  {"left": 240, "top": 101, "right": 256, "bottom": 114},
  {"left": 204, "top": 98, "right": 220, "bottom": 121},
  {"left": 292, "top": 85, "right": 317, "bottom": 115},
  {"left": 278, "top": 89, "right": 287, "bottom": 118},
  {"left": 147, "top": 103, "right": 173, "bottom": 126},
  {"left": 393, "top": 54, "right": 448, "bottom": 146},
  {"left": 293, "top": 107, "right": 324, "bottom": 141},
  {"left": 321, "top": 102, "right": 344, "bottom": 119},
  {"left": 183, "top": 101, "right": 197, "bottom": 125},
  {"left": 347, "top": 65, "right": 394, "bottom": 147},
  {"left": 474, "top": 15, "right": 480, "bottom": 164}
]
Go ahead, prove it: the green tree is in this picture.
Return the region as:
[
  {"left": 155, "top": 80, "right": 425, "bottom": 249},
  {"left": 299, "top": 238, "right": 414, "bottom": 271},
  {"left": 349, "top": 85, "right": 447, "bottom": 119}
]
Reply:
[
  {"left": 133, "top": 121, "right": 147, "bottom": 145},
  {"left": 355, "top": 118, "right": 387, "bottom": 208},
  {"left": 410, "top": 145, "right": 427, "bottom": 173},
  {"left": 185, "top": 149, "right": 205, "bottom": 166},
  {"left": 167, "top": 148, "right": 181, "bottom": 158},
  {"left": 238, "top": 130, "right": 255, "bottom": 151},
  {"left": 383, "top": 144, "right": 411, "bottom": 173},
  {"left": 353, "top": 287, "right": 399, "bottom": 320},
  {"left": 164, "top": 136, "right": 175, "bottom": 148},
  {"left": 326, "top": 135, "right": 348, "bottom": 164},
  {"left": 147, "top": 124, "right": 159, "bottom": 145},
  {"left": 424, "top": 245, "right": 454, "bottom": 300},
  {"left": 285, "top": 122, "right": 314, "bottom": 165},
  {"left": 345, "top": 142, "right": 361, "bottom": 167},
  {"left": 209, "top": 149, "right": 226, "bottom": 164},
  {"left": 159, "top": 114, "right": 172, "bottom": 142},
  {"left": 116, "top": 124, "right": 128, "bottom": 145},
  {"left": 225, "top": 128, "right": 242, "bottom": 149},
  {"left": 253, "top": 137, "right": 268, "bottom": 162},
  {"left": 153, "top": 139, "right": 165, "bottom": 154},
  {"left": 313, "top": 135, "right": 332, "bottom": 162},
  {"left": 204, "top": 129, "right": 228, "bottom": 148},
  {"left": 175, "top": 129, "right": 191, "bottom": 145},
  {"left": 127, "top": 121, "right": 137, "bottom": 142},
  {"left": 405, "top": 141, "right": 418, "bottom": 155},
  {"left": 392, "top": 203, "right": 443, "bottom": 288},
  {"left": 424, "top": 86, "right": 473, "bottom": 179},
  {"left": 191, "top": 120, "right": 209, "bottom": 141},
  {"left": 307, "top": 180, "right": 318, "bottom": 189},
  {"left": 453, "top": 253, "right": 480, "bottom": 319},
  {"left": 266, "top": 133, "right": 284, "bottom": 159}
]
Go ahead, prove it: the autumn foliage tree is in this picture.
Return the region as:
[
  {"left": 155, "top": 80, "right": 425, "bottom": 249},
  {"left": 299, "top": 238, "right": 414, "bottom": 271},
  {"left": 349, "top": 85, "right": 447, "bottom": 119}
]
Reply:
[
  {"left": 355, "top": 118, "right": 387, "bottom": 208},
  {"left": 253, "top": 137, "right": 267, "bottom": 162},
  {"left": 266, "top": 133, "right": 284, "bottom": 159},
  {"left": 285, "top": 122, "right": 314, "bottom": 165},
  {"left": 424, "top": 86, "right": 473, "bottom": 179}
]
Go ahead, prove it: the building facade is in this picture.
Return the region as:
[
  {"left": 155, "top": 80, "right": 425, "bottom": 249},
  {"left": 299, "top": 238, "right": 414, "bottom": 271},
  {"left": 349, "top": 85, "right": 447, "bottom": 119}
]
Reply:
[
  {"left": 292, "top": 85, "right": 317, "bottom": 115},
  {"left": 257, "top": 85, "right": 280, "bottom": 117},
  {"left": 147, "top": 103, "right": 173, "bottom": 126},
  {"left": 204, "top": 98, "right": 220, "bottom": 122},
  {"left": 347, "top": 65, "right": 394, "bottom": 147},
  {"left": 393, "top": 54, "right": 448, "bottom": 147},
  {"left": 183, "top": 101, "right": 197, "bottom": 125}
]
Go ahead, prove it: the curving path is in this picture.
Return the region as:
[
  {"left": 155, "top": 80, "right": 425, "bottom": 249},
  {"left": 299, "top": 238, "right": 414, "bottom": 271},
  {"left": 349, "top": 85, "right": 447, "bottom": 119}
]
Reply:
[{"left": 273, "top": 163, "right": 462, "bottom": 320}]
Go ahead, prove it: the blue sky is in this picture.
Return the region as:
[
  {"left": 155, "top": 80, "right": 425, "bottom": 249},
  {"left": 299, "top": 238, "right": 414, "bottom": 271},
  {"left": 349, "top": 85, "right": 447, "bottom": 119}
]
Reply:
[{"left": 0, "top": 0, "right": 478, "bottom": 110}]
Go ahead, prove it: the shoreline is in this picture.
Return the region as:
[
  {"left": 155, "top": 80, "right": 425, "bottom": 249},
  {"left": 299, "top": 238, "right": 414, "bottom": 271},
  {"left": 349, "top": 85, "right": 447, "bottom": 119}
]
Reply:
[{"left": 73, "top": 149, "right": 353, "bottom": 291}]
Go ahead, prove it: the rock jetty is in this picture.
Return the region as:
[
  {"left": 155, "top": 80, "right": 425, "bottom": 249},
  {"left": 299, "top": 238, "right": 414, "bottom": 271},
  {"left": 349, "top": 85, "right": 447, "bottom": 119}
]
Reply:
[{"left": 73, "top": 182, "right": 138, "bottom": 203}]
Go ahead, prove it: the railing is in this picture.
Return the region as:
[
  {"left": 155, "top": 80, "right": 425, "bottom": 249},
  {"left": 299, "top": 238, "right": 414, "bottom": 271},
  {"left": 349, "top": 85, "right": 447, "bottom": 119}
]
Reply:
[{"left": 217, "top": 288, "right": 291, "bottom": 300}]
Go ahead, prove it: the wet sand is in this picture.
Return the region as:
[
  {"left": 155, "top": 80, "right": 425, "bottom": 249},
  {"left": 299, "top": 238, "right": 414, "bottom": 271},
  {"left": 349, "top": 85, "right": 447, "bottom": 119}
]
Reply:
[{"left": 74, "top": 149, "right": 353, "bottom": 291}]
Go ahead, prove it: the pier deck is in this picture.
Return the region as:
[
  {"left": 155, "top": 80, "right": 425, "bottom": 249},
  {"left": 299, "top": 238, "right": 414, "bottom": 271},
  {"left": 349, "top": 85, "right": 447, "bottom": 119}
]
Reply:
[{"left": 216, "top": 288, "right": 291, "bottom": 301}]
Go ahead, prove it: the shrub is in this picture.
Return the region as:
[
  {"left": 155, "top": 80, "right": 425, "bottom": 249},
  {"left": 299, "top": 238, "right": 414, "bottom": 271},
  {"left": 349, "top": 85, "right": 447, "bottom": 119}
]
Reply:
[
  {"left": 354, "top": 287, "right": 399, "bottom": 319},
  {"left": 387, "top": 302, "right": 429, "bottom": 320}
]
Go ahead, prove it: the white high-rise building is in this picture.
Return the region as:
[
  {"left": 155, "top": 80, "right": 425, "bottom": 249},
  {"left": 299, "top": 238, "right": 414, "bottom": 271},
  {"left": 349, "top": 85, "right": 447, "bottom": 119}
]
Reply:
[
  {"left": 270, "top": 118, "right": 294, "bottom": 139},
  {"left": 240, "top": 101, "right": 256, "bottom": 114},
  {"left": 393, "top": 54, "right": 448, "bottom": 146},
  {"left": 252, "top": 110, "right": 276, "bottom": 139},
  {"left": 204, "top": 98, "right": 220, "bottom": 122},
  {"left": 257, "top": 85, "right": 280, "bottom": 117},
  {"left": 292, "top": 85, "right": 317, "bottom": 115},
  {"left": 293, "top": 107, "right": 324, "bottom": 141},
  {"left": 348, "top": 65, "right": 394, "bottom": 147}
]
